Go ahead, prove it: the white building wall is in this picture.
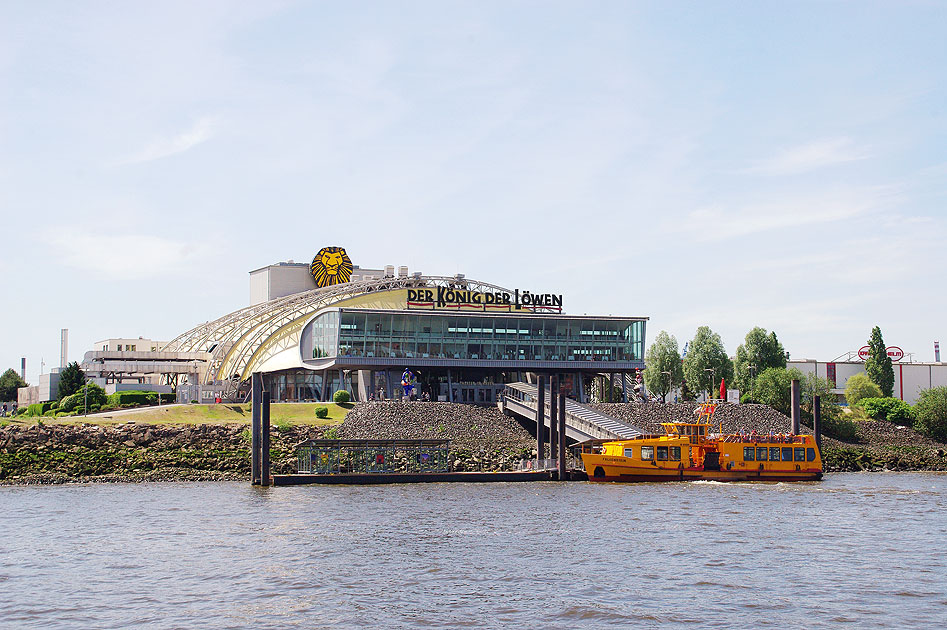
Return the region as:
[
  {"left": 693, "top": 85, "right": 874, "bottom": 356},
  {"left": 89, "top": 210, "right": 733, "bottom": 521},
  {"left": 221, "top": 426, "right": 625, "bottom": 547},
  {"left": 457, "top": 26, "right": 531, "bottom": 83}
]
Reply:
[{"left": 789, "top": 359, "right": 947, "bottom": 405}]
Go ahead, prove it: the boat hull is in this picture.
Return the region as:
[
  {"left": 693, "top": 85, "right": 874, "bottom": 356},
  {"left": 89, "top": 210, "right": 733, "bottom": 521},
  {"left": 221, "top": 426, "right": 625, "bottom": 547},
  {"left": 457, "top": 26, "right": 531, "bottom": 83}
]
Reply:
[{"left": 581, "top": 455, "right": 823, "bottom": 483}]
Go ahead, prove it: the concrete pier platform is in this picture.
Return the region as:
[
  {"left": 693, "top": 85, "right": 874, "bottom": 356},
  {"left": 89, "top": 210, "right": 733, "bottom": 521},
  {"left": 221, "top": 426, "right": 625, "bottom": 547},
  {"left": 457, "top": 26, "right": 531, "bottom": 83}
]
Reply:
[{"left": 272, "top": 470, "right": 571, "bottom": 486}]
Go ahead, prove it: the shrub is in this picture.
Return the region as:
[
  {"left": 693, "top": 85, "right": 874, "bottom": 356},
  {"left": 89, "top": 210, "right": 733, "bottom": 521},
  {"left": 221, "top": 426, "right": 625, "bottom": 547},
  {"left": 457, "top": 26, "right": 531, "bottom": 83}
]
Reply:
[
  {"left": 859, "top": 397, "right": 915, "bottom": 425},
  {"left": 274, "top": 418, "right": 292, "bottom": 432},
  {"left": 314, "top": 406, "right": 329, "bottom": 419},
  {"left": 914, "top": 386, "right": 947, "bottom": 442},
  {"left": 332, "top": 390, "right": 351, "bottom": 403},
  {"left": 106, "top": 390, "right": 170, "bottom": 407},
  {"left": 844, "top": 373, "right": 883, "bottom": 407},
  {"left": 822, "top": 414, "right": 859, "bottom": 442}
]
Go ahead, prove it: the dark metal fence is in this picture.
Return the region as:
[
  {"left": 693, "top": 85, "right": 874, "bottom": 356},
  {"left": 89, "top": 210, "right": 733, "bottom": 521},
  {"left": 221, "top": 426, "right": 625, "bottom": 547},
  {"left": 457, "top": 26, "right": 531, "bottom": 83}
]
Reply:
[{"left": 297, "top": 439, "right": 451, "bottom": 475}]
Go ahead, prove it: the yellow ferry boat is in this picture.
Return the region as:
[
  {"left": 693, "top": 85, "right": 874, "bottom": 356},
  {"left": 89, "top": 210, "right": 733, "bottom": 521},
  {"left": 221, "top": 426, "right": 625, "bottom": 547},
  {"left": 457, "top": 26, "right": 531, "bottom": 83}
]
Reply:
[{"left": 579, "top": 402, "right": 823, "bottom": 482}]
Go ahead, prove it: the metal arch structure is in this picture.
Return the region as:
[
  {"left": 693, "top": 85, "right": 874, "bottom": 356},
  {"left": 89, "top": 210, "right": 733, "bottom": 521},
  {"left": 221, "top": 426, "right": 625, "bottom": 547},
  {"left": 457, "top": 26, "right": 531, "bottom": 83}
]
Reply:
[{"left": 165, "top": 275, "right": 551, "bottom": 386}]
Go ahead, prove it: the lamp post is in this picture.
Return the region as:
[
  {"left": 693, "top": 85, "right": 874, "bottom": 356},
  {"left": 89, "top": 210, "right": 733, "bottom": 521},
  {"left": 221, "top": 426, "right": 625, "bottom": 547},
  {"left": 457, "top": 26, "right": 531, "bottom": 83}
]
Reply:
[
  {"left": 661, "top": 370, "right": 672, "bottom": 403},
  {"left": 748, "top": 364, "right": 757, "bottom": 402},
  {"left": 705, "top": 367, "right": 716, "bottom": 401}
]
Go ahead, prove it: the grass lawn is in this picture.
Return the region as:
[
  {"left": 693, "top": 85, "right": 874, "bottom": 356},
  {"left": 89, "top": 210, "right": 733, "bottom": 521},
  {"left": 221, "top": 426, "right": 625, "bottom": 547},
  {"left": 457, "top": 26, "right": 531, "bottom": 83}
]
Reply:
[{"left": 9, "top": 402, "right": 353, "bottom": 426}]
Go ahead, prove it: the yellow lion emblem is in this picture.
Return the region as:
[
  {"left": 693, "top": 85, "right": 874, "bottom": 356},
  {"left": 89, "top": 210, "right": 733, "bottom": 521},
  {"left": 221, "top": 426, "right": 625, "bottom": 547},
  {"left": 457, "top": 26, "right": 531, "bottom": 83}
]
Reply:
[{"left": 310, "top": 247, "right": 353, "bottom": 288}]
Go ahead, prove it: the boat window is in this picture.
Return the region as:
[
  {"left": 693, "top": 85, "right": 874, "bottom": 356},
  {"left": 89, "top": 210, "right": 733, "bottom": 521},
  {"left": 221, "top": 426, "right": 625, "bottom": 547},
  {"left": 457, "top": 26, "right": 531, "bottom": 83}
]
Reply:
[
  {"left": 807, "top": 448, "right": 816, "bottom": 462},
  {"left": 641, "top": 446, "right": 654, "bottom": 460},
  {"left": 756, "top": 447, "right": 768, "bottom": 461},
  {"left": 698, "top": 426, "right": 706, "bottom": 436},
  {"left": 623, "top": 447, "right": 634, "bottom": 458},
  {"left": 656, "top": 446, "right": 668, "bottom": 461},
  {"left": 770, "top": 447, "right": 781, "bottom": 461},
  {"left": 782, "top": 447, "right": 793, "bottom": 462},
  {"left": 794, "top": 447, "right": 806, "bottom": 462},
  {"left": 670, "top": 446, "right": 681, "bottom": 461},
  {"left": 744, "top": 447, "right": 755, "bottom": 461}
]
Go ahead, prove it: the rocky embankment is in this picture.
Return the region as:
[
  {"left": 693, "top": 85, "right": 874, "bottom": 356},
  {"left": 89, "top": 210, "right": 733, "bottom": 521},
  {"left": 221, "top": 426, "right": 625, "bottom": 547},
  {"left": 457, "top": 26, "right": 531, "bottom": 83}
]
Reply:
[
  {"left": 0, "top": 422, "right": 327, "bottom": 484},
  {"left": 3, "top": 401, "right": 945, "bottom": 483},
  {"left": 339, "top": 402, "right": 536, "bottom": 471}
]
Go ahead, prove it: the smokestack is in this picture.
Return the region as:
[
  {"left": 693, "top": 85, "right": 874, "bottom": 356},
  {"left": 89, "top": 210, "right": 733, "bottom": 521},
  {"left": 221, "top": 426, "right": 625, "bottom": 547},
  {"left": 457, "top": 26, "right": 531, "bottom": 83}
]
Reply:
[
  {"left": 21, "top": 357, "right": 26, "bottom": 381},
  {"left": 61, "top": 328, "right": 68, "bottom": 368},
  {"left": 936, "top": 341, "right": 941, "bottom": 363}
]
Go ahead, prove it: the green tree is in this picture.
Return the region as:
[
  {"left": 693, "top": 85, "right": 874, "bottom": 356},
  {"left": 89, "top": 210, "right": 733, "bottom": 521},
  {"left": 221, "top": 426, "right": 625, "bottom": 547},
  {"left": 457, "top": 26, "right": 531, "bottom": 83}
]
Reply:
[
  {"left": 682, "top": 326, "right": 733, "bottom": 399},
  {"left": 733, "top": 328, "right": 787, "bottom": 393},
  {"left": 0, "top": 368, "right": 28, "bottom": 402},
  {"left": 57, "top": 361, "right": 86, "bottom": 400},
  {"left": 864, "top": 326, "right": 894, "bottom": 397},
  {"left": 800, "top": 372, "right": 839, "bottom": 423},
  {"left": 752, "top": 367, "right": 801, "bottom": 416},
  {"left": 844, "top": 373, "right": 883, "bottom": 407},
  {"left": 914, "top": 387, "right": 947, "bottom": 442},
  {"left": 644, "top": 331, "right": 684, "bottom": 402}
]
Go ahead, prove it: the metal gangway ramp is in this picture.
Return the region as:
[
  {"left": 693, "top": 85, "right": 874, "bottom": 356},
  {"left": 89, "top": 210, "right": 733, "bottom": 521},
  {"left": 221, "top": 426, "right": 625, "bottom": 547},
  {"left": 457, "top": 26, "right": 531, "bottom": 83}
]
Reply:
[{"left": 499, "top": 382, "right": 643, "bottom": 442}]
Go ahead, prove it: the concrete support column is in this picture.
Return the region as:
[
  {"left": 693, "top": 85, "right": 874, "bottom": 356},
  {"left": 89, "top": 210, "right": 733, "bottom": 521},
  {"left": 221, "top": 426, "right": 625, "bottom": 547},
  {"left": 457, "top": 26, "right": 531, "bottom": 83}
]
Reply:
[
  {"left": 791, "top": 379, "right": 801, "bottom": 434},
  {"left": 321, "top": 370, "right": 329, "bottom": 402},
  {"left": 622, "top": 373, "right": 628, "bottom": 403},
  {"left": 447, "top": 369, "right": 454, "bottom": 403}
]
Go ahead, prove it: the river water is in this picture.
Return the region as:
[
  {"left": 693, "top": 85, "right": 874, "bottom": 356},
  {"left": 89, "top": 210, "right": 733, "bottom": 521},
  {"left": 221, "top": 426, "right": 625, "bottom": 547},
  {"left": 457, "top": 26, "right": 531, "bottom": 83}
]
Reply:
[{"left": 1, "top": 473, "right": 945, "bottom": 629}]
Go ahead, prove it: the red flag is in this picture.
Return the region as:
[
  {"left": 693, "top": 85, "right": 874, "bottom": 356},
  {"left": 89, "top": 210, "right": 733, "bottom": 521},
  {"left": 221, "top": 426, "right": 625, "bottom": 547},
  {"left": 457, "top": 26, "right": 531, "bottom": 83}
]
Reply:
[{"left": 719, "top": 378, "right": 726, "bottom": 400}]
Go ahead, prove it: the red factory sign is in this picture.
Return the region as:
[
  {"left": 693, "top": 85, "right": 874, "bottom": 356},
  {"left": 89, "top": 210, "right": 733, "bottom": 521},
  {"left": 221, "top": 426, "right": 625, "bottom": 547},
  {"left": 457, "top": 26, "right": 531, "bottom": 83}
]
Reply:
[{"left": 857, "top": 345, "right": 904, "bottom": 362}]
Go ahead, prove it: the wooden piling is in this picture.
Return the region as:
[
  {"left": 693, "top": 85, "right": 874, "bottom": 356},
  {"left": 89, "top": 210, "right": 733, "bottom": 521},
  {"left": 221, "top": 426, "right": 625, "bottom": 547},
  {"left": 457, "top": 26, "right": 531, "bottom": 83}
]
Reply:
[
  {"left": 251, "top": 373, "right": 262, "bottom": 485},
  {"left": 558, "top": 390, "right": 567, "bottom": 480},
  {"left": 549, "top": 376, "right": 558, "bottom": 477},
  {"left": 813, "top": 394, "right": 822, "bottom": 453},
  {"left": 261, "top": 389, "right": 271, "bottom": 487},
  {"left": 791, "top": 378, "right": 801, "bottom": 435},
  {"left": 537, "top": 374, "right": 545, "bottom": 464}
]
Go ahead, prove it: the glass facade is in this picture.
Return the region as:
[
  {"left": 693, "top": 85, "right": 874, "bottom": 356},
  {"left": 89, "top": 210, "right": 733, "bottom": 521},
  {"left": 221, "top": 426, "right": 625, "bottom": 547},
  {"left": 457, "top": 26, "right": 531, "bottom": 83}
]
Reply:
[{"left": 308, "top": 309, "right": 644, "bottom": 363}]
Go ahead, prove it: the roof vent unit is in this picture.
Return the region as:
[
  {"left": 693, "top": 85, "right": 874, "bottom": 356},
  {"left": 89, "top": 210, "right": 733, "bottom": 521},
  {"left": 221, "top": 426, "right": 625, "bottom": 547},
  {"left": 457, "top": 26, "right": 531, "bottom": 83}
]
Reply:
[
  {"left": 398, "top": 266, "right": 409, "bottom": 277},
  {"left": 454, "top": 273, "right": 465, "bottom": 280},
  {"left": 412, "top": 271, "right": 422, "bottom": 278},
  {"left": 384, "top": 265, "right": 395, "bottom": 278}
]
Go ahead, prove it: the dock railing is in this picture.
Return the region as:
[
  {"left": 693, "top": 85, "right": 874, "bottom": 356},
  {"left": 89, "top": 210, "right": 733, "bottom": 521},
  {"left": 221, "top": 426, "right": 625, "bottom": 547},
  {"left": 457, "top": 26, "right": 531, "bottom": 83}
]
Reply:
[{"left": 297, "top": 439, "right": 450, "bottom": 475}]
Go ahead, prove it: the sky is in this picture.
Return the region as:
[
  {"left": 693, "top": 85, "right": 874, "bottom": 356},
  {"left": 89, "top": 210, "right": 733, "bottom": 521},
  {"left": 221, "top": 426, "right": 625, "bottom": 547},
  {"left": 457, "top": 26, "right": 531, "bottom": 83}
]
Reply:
[{"left": 1, "top": 0, "right": 946, "bottom": 385}]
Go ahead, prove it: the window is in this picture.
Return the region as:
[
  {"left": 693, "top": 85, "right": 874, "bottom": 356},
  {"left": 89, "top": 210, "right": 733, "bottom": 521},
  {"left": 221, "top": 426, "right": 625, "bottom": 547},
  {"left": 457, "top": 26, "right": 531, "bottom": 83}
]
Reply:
[
  {"left": 657, "top": 446, "right": 668, "bottom": 461},
  {"left": 756, "top": 447, "right": 768, "bottom": 461},
  {"left": 770, "top": 447, "right": 781, "bottom": 461},
  {"left": 624, "top": 447, "right": 634, "bottom": 458},
  {"left": 744, "top": 447, "right": 755, "bottom": 461},
  {"left": 670, "top": 446, "right": 681, "bottom": 461},
  {"left": 782, "top": 447, "right": 793, "bottom": 462},
  {"left": 807, "top": 448, "right": 816, "bottom": 462},
  {"left": 794, "top": 447, "right": 806, "bottom": 462},
  {"left": 641, "top": 446, "right": 654, "bottom": 460},
  {"left": 117, "top": 344, "right": 123, "bottom": 351}
]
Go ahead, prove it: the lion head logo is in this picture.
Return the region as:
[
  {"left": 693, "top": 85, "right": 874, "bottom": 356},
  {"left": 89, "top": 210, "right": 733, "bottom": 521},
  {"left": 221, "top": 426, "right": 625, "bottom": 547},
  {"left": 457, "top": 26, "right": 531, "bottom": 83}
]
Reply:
[{"left": 310, "top": 247, "right": 353, "bottom": 288}]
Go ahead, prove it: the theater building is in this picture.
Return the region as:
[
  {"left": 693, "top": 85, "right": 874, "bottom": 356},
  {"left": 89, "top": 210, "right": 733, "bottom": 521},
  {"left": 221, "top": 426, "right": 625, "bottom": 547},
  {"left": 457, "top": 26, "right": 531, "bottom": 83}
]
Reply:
[{"left": 165, "top": 248, "right": 647, "bottom": 403}]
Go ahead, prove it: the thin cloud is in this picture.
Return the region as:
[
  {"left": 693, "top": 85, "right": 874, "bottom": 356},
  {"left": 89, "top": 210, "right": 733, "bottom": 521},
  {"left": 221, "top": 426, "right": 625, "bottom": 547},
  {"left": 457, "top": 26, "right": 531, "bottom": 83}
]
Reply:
[
  {"left": 745, "top": 137, "right": 870, "bottom": 176},
  {"left": 119, "top": 117, "right": 217, "bottom": 165},
  {"left": 672, "top": 193, "right": 876, "bottom": 242},
  {"left": 43, "top": 229, "right": 215, "bottom": 280}
]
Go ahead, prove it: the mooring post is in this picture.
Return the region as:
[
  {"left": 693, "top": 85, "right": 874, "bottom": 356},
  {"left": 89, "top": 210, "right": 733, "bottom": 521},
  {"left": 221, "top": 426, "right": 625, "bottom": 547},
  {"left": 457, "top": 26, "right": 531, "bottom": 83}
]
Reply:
[
  {"left": 558, "top": 390, "right": 567, "bottom": 480},
  {"left": 261, "top": 388, "right": 271, "bottom": 487},
  {"left": 536, "top": 374, "right": 545, "bottom": 465},
  {"left": 549, "top": 375, "right": 558, "bottom": 477},
  {"left": 251, "top": 372, "right": 262, "bottom": 485},
  {"left": 791, "top": 379, "right": 801, "bottom": 434},
  {"left": 813, "top": 394, "right": 822, "bottom": 453}
]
